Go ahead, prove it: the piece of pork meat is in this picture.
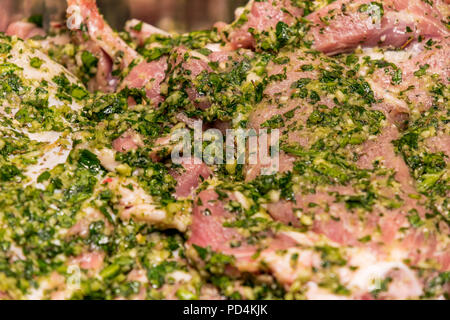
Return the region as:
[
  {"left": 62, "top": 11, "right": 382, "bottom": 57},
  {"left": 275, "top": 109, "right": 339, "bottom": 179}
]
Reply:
[
  {"left": 102, "top": 176, "right": 190, "bottom": 232},
  {"left": 111, "top": 129, "right": 145, "bottom": 153},
  {"left": 70, "top": 33, "right": 118, "bottom": 92},
  {"left": 109, "top": 130, "right": 212, "bottom": 200},
  {"left": 187, "top": 189, "right": 313, "bottom": 276},
  {"left": 307, "top": 0, "right": 449, "bottom": 55},
  {"left": 216, "top": 0, "right": 304, "bottom": 50},
  {"left": 221, "top": 0, "right": 448, "bottom": 55},
  {"left": 364, "top": 40, "right": 449, "bottom": 114},
  {"left": 170, "top": 159, "right": 212, "bottom": 198},
  {"left": 67, "top": 0, "right": 169, "bottom": 105},
  {"left": 6, "top": 21, "right": 46, "bottom": 40},
  {"left": 67, "top": 0, "right": 138, "bottom": 67},
  {"left": 125, "top": 19, "right": 170, "bottom": 46}
]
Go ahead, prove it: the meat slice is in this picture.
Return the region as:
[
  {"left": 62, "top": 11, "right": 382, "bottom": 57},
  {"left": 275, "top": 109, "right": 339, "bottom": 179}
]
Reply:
[
  {"left": 111, "top": 129, "right": 144, "bottom": 153},
  {"left": 120, "top": 58, "right": 168, "bottom": 106},
  {"left": 71, "top": 33, "right": 117, "bottom": 93},
  {"left": 67, "top": 0, "right": 138, "bottom": 68},
  {"left": 187, "top": 189, "right": 306, "bottom": 275},
  {"left": 69, "top": 251, "right": 105, "bottom": 271},
  {"left": 125, "top": 19, "right": 170, "bottom": 46},
  {"left": 88, "top": 47, "right": 115, "bottom": 93},
  {"left": 365, "top": 41, "right": 449, "bottom": 115},
  {"left": 425, "top": 135, "right": 450, "bottom": 160},
  {"left": 217, "top": 0, "right": 304, "bottom": 49},
  {"left": 110, "top": 128, "right": 211, "bottom": 198},
  {"left": 162, "top": 47, "right": 214, "bottom": 110},
  {"left": 103, "top": 177, "right": 189, "bottom": 232},
  {"left": 66, "top": 207, "right": 113, "bottom": 238},
  {"left": 67, "top": 0, "right": 169, "bottom": 104},
  {"left": 307, "top": 0, "right": 449, "bottom": 55},
  {"left": 110, "top": 130, "right": 211, "bottom": 199},
  {"left": 171, "top": 159, "right": 212, "bottom": 198},
  {"left": 6, "top": 21, "right": 46, "bottom": 40}
]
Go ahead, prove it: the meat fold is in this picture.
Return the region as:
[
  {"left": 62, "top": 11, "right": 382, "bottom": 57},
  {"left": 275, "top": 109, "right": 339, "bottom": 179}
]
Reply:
[{"left": 307, "top": 0, "right": 449, "bottom": 54}]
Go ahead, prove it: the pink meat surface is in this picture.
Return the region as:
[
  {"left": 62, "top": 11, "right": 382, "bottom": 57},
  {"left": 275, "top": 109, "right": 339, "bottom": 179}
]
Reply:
[
  {"left": 112, "top": 130, "right": 144, "bottom": 153},
  {"left": 307, "top": 0, "right": 449, "bottom": 54},
  {"left": 6, "top": 21, "right": 45, "bottom": 40},
  {"left": 224, "top": 0, "right": 304, "bottom": 49},
  {"left": 188, "top": 189, "right": 299, "bottom": 272},
  {"left": 120, "top": 58, "right": 168, "bottom": 106},
  {"left": 171, "top": 159, "right": 212, "bottom": 198}
]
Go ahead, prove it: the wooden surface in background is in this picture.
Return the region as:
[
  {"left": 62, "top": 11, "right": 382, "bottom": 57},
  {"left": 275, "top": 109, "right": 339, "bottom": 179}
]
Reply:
[
  {"left": 127, "top": 0, "right": 247, "bottom": 31},
  {"left": 0, "top": 0, "right": 248, "bottom": 32}
]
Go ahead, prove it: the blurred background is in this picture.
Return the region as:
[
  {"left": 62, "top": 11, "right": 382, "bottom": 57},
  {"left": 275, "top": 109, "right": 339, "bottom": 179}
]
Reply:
[{"left": 0, "top": 0, "right": 248, "bottom": 32}]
